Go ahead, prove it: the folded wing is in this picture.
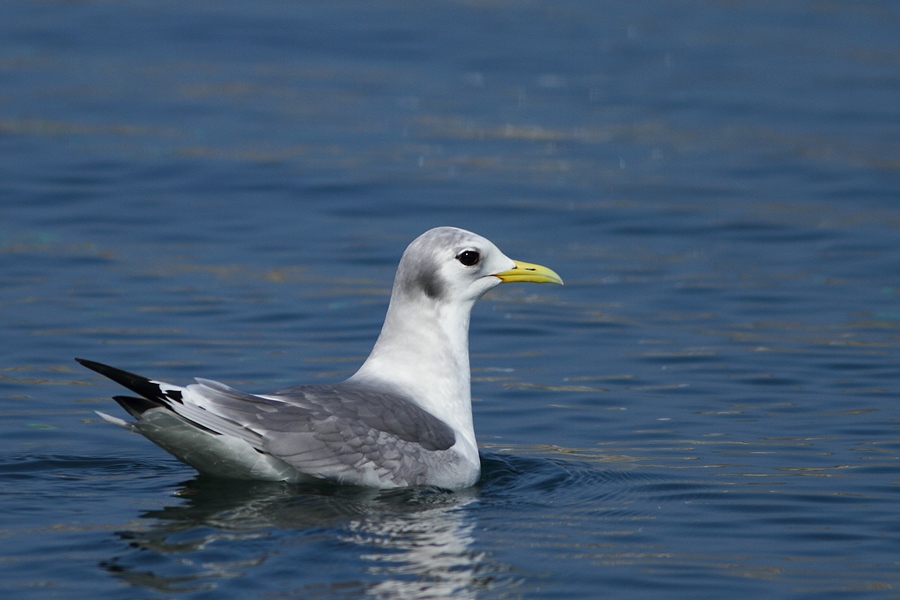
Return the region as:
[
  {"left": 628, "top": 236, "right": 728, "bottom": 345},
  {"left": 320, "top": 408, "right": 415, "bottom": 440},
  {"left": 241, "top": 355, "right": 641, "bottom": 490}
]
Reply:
[{"left": 77, "top": 358, "right": 460, "bottom": 487}]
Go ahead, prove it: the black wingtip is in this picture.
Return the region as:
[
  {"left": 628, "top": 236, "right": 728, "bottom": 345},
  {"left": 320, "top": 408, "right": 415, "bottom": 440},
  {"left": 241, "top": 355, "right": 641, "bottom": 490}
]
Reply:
[
  {"left": 75, "top": 357, "right": 105, "bottom": 372},
  {"left": 75, "top": 357, "right": 166, "bottom": 403},
  {"left": 112, "top": 395, "right": 165, "bottom": 418}
]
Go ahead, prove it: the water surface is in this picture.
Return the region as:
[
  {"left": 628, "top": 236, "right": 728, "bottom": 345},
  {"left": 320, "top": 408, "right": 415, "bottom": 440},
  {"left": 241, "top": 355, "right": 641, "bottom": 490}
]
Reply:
[{"left": 1, "top": 1, "right": 899, "bottom": 598}]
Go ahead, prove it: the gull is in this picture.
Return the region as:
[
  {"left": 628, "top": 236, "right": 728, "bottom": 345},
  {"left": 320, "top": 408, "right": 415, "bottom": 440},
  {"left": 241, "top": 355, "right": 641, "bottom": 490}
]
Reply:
[{"left": 77, "top": 227, "right": 562, "bottom": 489}]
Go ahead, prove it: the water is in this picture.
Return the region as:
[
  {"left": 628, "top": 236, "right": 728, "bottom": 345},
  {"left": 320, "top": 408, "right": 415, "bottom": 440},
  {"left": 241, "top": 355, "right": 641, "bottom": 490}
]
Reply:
[{"left": 2, "top": 0, "right": 899, "bottom": 597}]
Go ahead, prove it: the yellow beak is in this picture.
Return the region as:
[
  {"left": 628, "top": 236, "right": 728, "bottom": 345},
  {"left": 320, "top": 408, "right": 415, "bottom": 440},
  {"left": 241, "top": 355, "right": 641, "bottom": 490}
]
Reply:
[{"left": 494, "top": 260, "right": 564, "bottom": 285}]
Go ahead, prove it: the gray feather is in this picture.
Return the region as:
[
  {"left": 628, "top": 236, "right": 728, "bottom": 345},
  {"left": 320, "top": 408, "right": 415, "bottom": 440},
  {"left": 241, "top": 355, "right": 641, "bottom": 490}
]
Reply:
[{"left": 171, "top": 379, "right": 459, "bottom": 486}]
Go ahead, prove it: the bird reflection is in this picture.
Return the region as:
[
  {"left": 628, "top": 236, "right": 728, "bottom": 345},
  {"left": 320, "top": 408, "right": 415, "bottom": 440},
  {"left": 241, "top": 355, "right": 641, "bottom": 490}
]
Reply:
[{"left": 102, "top": 476, "right": 493, "bottom": 598}]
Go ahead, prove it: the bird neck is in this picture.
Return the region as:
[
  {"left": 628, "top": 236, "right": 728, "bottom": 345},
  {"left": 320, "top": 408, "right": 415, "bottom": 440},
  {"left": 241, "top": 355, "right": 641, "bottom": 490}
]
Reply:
[{"left": 351, "top": 297, "right": 475, "bottom": 440}]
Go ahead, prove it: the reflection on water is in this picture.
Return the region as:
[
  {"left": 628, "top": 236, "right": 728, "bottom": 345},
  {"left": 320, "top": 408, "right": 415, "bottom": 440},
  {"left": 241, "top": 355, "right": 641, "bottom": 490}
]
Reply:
[{"left": 102, "top": 478, "right": 491, "bottom": 598}]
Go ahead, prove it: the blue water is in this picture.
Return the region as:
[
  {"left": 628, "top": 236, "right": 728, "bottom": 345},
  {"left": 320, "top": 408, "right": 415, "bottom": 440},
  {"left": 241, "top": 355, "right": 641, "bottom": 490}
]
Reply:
[{"left": 2, "top": 0, "right": 899, "bottom": 598}]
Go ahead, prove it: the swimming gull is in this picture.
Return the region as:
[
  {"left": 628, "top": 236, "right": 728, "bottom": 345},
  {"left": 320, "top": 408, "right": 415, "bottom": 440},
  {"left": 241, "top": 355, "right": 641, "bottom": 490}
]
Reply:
[{"left": 76, "top": 226, "right": 563, "bottom": 489}]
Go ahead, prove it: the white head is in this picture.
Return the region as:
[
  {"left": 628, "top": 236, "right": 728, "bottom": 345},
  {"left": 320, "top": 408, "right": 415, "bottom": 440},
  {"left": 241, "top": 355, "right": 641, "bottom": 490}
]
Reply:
[{"left": 391, "top": 226, "right": 563, "bottom": 309}]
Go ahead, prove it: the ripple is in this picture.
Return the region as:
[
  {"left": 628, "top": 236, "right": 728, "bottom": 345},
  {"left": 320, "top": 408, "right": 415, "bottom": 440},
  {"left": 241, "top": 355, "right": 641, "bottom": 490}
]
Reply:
[
  {"left": 478, "top": 449, "right": 681, "bottom": 515},
  {"left": 0, "top": 454, "right": 153, "bottom": 478}
]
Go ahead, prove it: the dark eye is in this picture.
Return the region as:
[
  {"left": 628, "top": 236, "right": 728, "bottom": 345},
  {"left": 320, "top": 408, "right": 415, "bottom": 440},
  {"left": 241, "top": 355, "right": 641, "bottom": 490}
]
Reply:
[{"left": 456, "top": 250, "right": 480, "bottom": 267}]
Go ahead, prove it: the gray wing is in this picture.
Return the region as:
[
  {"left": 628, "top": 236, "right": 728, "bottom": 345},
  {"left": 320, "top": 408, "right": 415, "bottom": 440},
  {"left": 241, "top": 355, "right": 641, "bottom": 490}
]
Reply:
[
  {"left": 269, "top": 380, "right": 456, "bottom": 451},
  {"left": 187, "top": 379, "right": 459, "bottom": 486}
]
